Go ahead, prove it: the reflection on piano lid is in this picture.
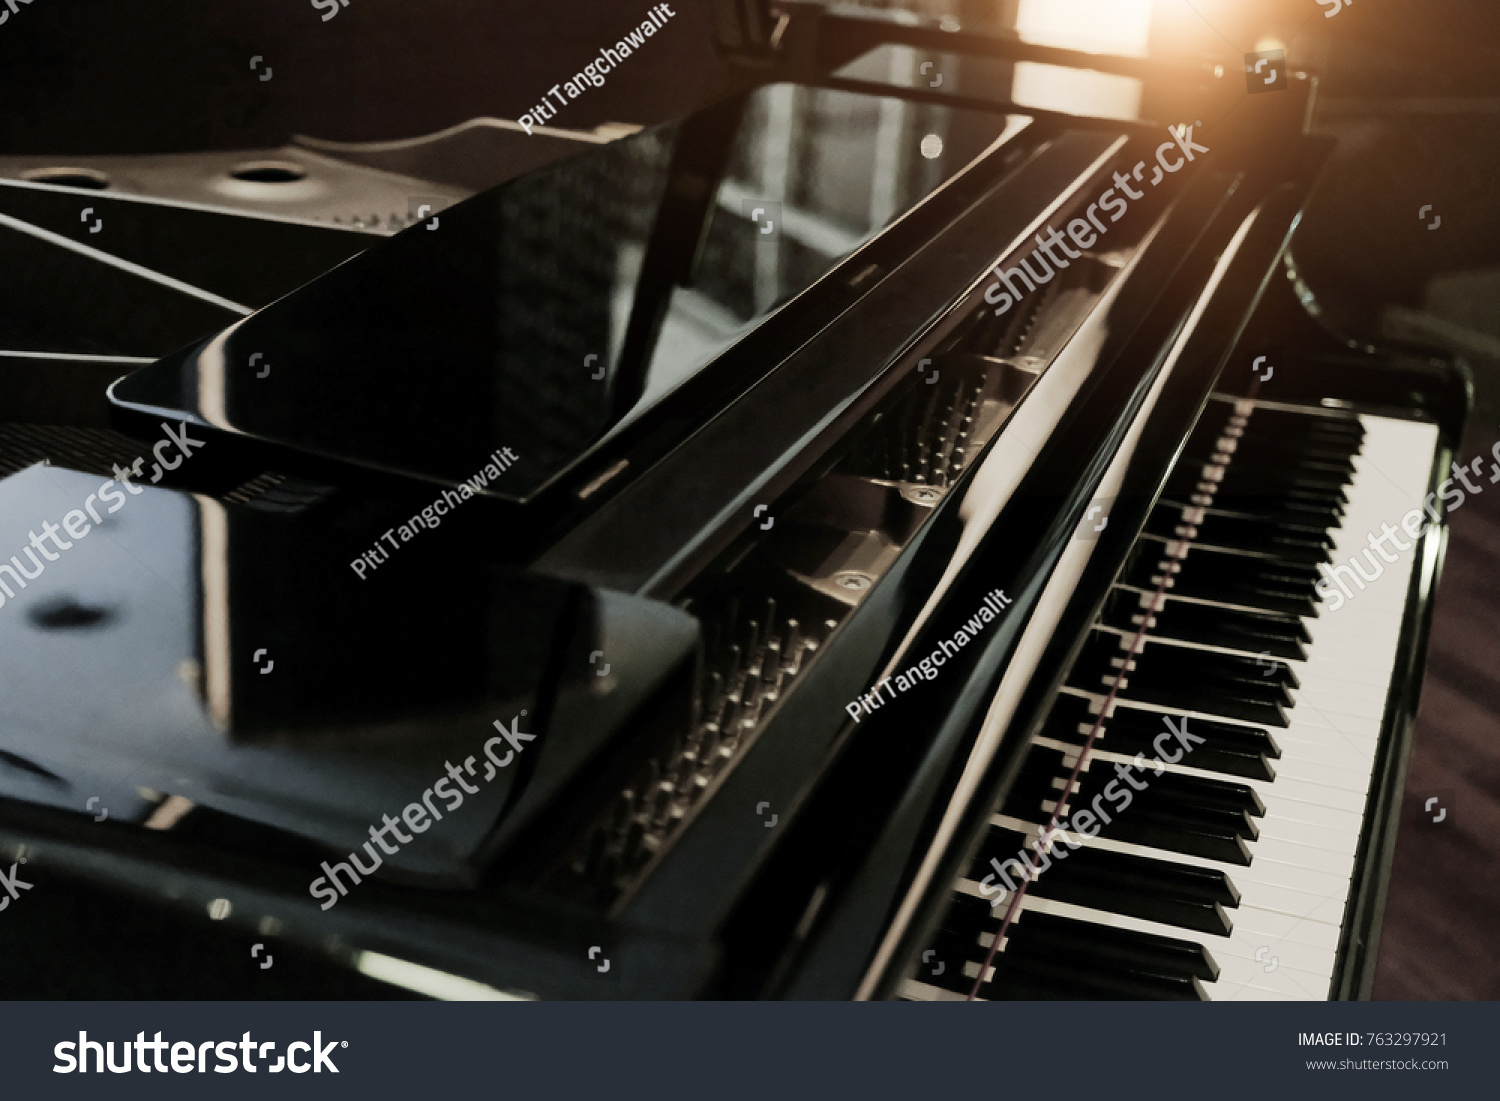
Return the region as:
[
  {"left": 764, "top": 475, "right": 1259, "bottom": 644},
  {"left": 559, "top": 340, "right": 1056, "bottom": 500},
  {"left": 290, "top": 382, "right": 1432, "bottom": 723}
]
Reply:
[
  {"left": 833, "top": 46, "right": 1149, "bottom": 123},
  {"left": 107, "top": 84, "right": 1031, "bottom": 503},
  {"left": 0, "top": 461, "right": 695, "bottom": 886}
]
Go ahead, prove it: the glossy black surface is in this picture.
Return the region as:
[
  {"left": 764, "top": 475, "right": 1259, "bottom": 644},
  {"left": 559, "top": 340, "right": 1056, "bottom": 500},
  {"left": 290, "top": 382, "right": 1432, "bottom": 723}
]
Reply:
[
  {"left": 721, "top": 159, "right": 1301, "bottom": 998},
  {"left": 108, "top": 84, "right": 1026, "bottom": 502},
  {"left": 0, "top": 460, "right": 696, "bottom": 887},
  {"left": 0, "top": 179, "right": 375, "bottom": 310},
  {"left": 0, "top": 42, "right": 1455, "bottom": 1000}
]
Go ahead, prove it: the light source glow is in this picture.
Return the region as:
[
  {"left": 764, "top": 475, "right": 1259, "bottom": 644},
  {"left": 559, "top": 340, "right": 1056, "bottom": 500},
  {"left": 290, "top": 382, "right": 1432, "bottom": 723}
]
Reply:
[
  {"left": 1014, "top": 0, "right": 1154, "bottom": 57},
  {"left": 354, "top": 950, "right": 537, "bottom": 1001},
  {"left": 1012, "top": 0, "right": 1154, "bottom": 120}
]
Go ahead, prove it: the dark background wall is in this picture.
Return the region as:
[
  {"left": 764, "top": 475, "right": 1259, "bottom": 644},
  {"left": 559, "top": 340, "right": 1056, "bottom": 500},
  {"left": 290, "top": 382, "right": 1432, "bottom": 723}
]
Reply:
[{"left": 0, "top": 0, "right": 745, "bottom": 154}]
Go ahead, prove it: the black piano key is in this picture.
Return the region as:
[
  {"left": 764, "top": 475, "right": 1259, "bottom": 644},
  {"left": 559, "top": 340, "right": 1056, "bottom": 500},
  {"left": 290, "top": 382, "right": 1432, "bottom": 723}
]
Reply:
[
  {"left": 1163, "top": 457, "right": 1354, "bottom": 506},
  {"left": 928, "top": 898, "right": 1204, "bottom": 1000},
  {"left": 990, "top": 782, "right": 1258, "bottom": 871},
  {"left": 1211, "top": 478, "right": 1349, "bottom": 512},
  {"left": 1213, "top": 463, "right": 1352, "bottom": 496},
  {"left": 1157, "top": 525, "right": 1334, "bottom": 567},
  {"left": 973, "top": 822, "right": 1245, "bottom": 932},
  {"left": 1210, "top": 429, "right": 1361, "bottom": 463},
  {"left": 1045, "top": 698, "right": 1280, "bottom": 781},
  {"left": 1125, "top": 544, "right": 1321, "bottom": 618},
  {"left": 1185, "top": 446, "right": 1356, "bottom": 484},
  {"left": 1117, "top": 684, "right": 1289, "bottom": 728},
  {"left": 1051, "top": 693, "right": 1282, "bottom": 762},
  {"left": 1056, "top": 754, "right": 1266, "bottom": 819},
  {"left": 985, "top": 954, "right": 1207, "bottom": 1000},
  {"left": 1101, "top": 588, "right": 1308, "bottom": 661},
  {"left": 1149, "top": 501, "right": 1336, "bottom": 543},
  {"left": 997, "top": 752, "right": 1073, "bottom": 820},
  {"left": 1023, "top": 856, "right": 1234, "bottom": 936},
  {"left": 1052, "top": 776, "right": 1261, "bottom": 850},
  {"left": 1065, "top": 636, "right": 1294, "bottom": 726},
  {"left": 1232, "top": 405, "right": 1364, "bottom": 442},
  {"left": 1207, "top": 418, "right": 1361, "bottom": 456},
  {"left": 951, "top": 922, "right": 1211, "bottom": 1000},
  {"left": 1148, "top": 508, "right": 1336, "bottom": 559},
  {"left": 1096, "top": 808, "right": 1254, "bottom": 864},
  {"left": 1131, "top": 535, "right": 1329, "bottom": 583},
  {"left": 1120, "top": 636, "right": 1302, "bottom": 691},
  {"left": 1230, "top": 427, "right": 1363, "bottom": 457},
  {"left": 994, "top": 790, "right": 1255, "bottom": 868},
  {"left": 1197, "top": 492, "right": 1346, "bottom": 525},
  {"left": 1007, "top": 909, "right": 1220, "bottom": 983},
  {"left": 1102, "top": 703, "right": 1281, "bottom": 761},
  {"left": 1019, "top": 743, "right": 1263, "bottom": 826},
  {"left": 1161, "top": 494, "right": 1343, "bottom": 535},
  {"left": 1070, "top": 675, "right": 1293, "bottom": 729},
  {"left": 1032, "top": 840, "right": 1241, "bottom": 907},
  {"left": 1177, "top": 447, "right": 1355, "bottom": 490}
]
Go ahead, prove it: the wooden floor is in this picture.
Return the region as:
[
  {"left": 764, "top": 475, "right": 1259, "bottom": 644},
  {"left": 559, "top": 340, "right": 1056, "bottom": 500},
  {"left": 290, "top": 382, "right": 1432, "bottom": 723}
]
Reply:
[{"left": 1373, "top": 439, "right": 1500, "bottom": 999}]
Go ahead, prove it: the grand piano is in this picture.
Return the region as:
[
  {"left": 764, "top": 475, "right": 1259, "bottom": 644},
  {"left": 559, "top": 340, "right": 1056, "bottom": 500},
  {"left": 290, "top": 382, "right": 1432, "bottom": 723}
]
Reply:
[{"left": 0, "top": 0, "right": 1466, "bottom": 1000}]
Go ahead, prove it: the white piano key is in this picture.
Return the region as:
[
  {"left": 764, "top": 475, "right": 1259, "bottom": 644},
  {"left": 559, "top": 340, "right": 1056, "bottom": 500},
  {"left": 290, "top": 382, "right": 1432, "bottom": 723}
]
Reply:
[
  {"left": 1234, "top": 773, "right": 1370, "bottom": 813},
  {"left": 946, "top": 413, "right": 1441, "bottom": 1000},
  {"left": 1239, "top": 837, "right": 1356, "bottom": 879},
  {"left": 900, "top": 978, "right": 972, "bottom": 1001},
  {"left": 1245, "top": 754, "right": 1372, "bottom": 793},
  {"left": 1228, "top": 905, "right": 1344, "bottom": 950},
  {"left": 1255, "top": 816, "right": 1361, "bottom": 851},
  {"left": 1227, "top": 879, "right": 1350, "bottom": 926},
  {"left": 1253, "top": 799, "right": 1365, "bottom": 836},
  {"left": 1206, "top": 954, "right": 1330, "bottom": 1001},
  {"left": 986, "top": 818, "right": 1352, "bottom": 899},
  {"left": 1032, "top": 739, "right": 1372, "bottom": 807},
  {"left": 1219, "top": 926, "right": 1338, "bottom": 977},
  {"left": 1011, "top": 896, "right": 1337, "bottom": 977},
  {"left": 1272, "top": 731, "right": 1376, "bottom": 769},
  {"left": 1290, "top": 687, "right": 1388, "bottom": 721},
  {"left": 1210, "top": 980, "right": 1318, "bottom": 1001}
]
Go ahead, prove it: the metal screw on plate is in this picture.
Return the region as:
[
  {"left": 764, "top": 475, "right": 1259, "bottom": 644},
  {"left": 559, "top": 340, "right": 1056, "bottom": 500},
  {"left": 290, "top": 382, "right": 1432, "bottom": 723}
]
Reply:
[
  {"left": 833, "top": 571, "right": 872, "bottom": 592},
  {"left": 911, "top": 487, "right": 940, "bottom": 503}
]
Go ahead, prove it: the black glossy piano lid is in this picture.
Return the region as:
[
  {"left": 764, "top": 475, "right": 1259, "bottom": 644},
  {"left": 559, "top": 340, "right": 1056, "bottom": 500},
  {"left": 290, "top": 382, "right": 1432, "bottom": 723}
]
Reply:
[
  {"left": 107, "top": 83, "right": 1030, "bottom": 504},
  {"left": 0, "top": 459, "right": 699, "bottom": 888}
]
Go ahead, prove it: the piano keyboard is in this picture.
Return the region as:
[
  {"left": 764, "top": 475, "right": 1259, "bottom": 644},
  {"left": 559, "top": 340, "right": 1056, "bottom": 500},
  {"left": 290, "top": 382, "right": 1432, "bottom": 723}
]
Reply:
[{"left": 904, "top": 397, "right": 1440, "bottom": 1001}]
